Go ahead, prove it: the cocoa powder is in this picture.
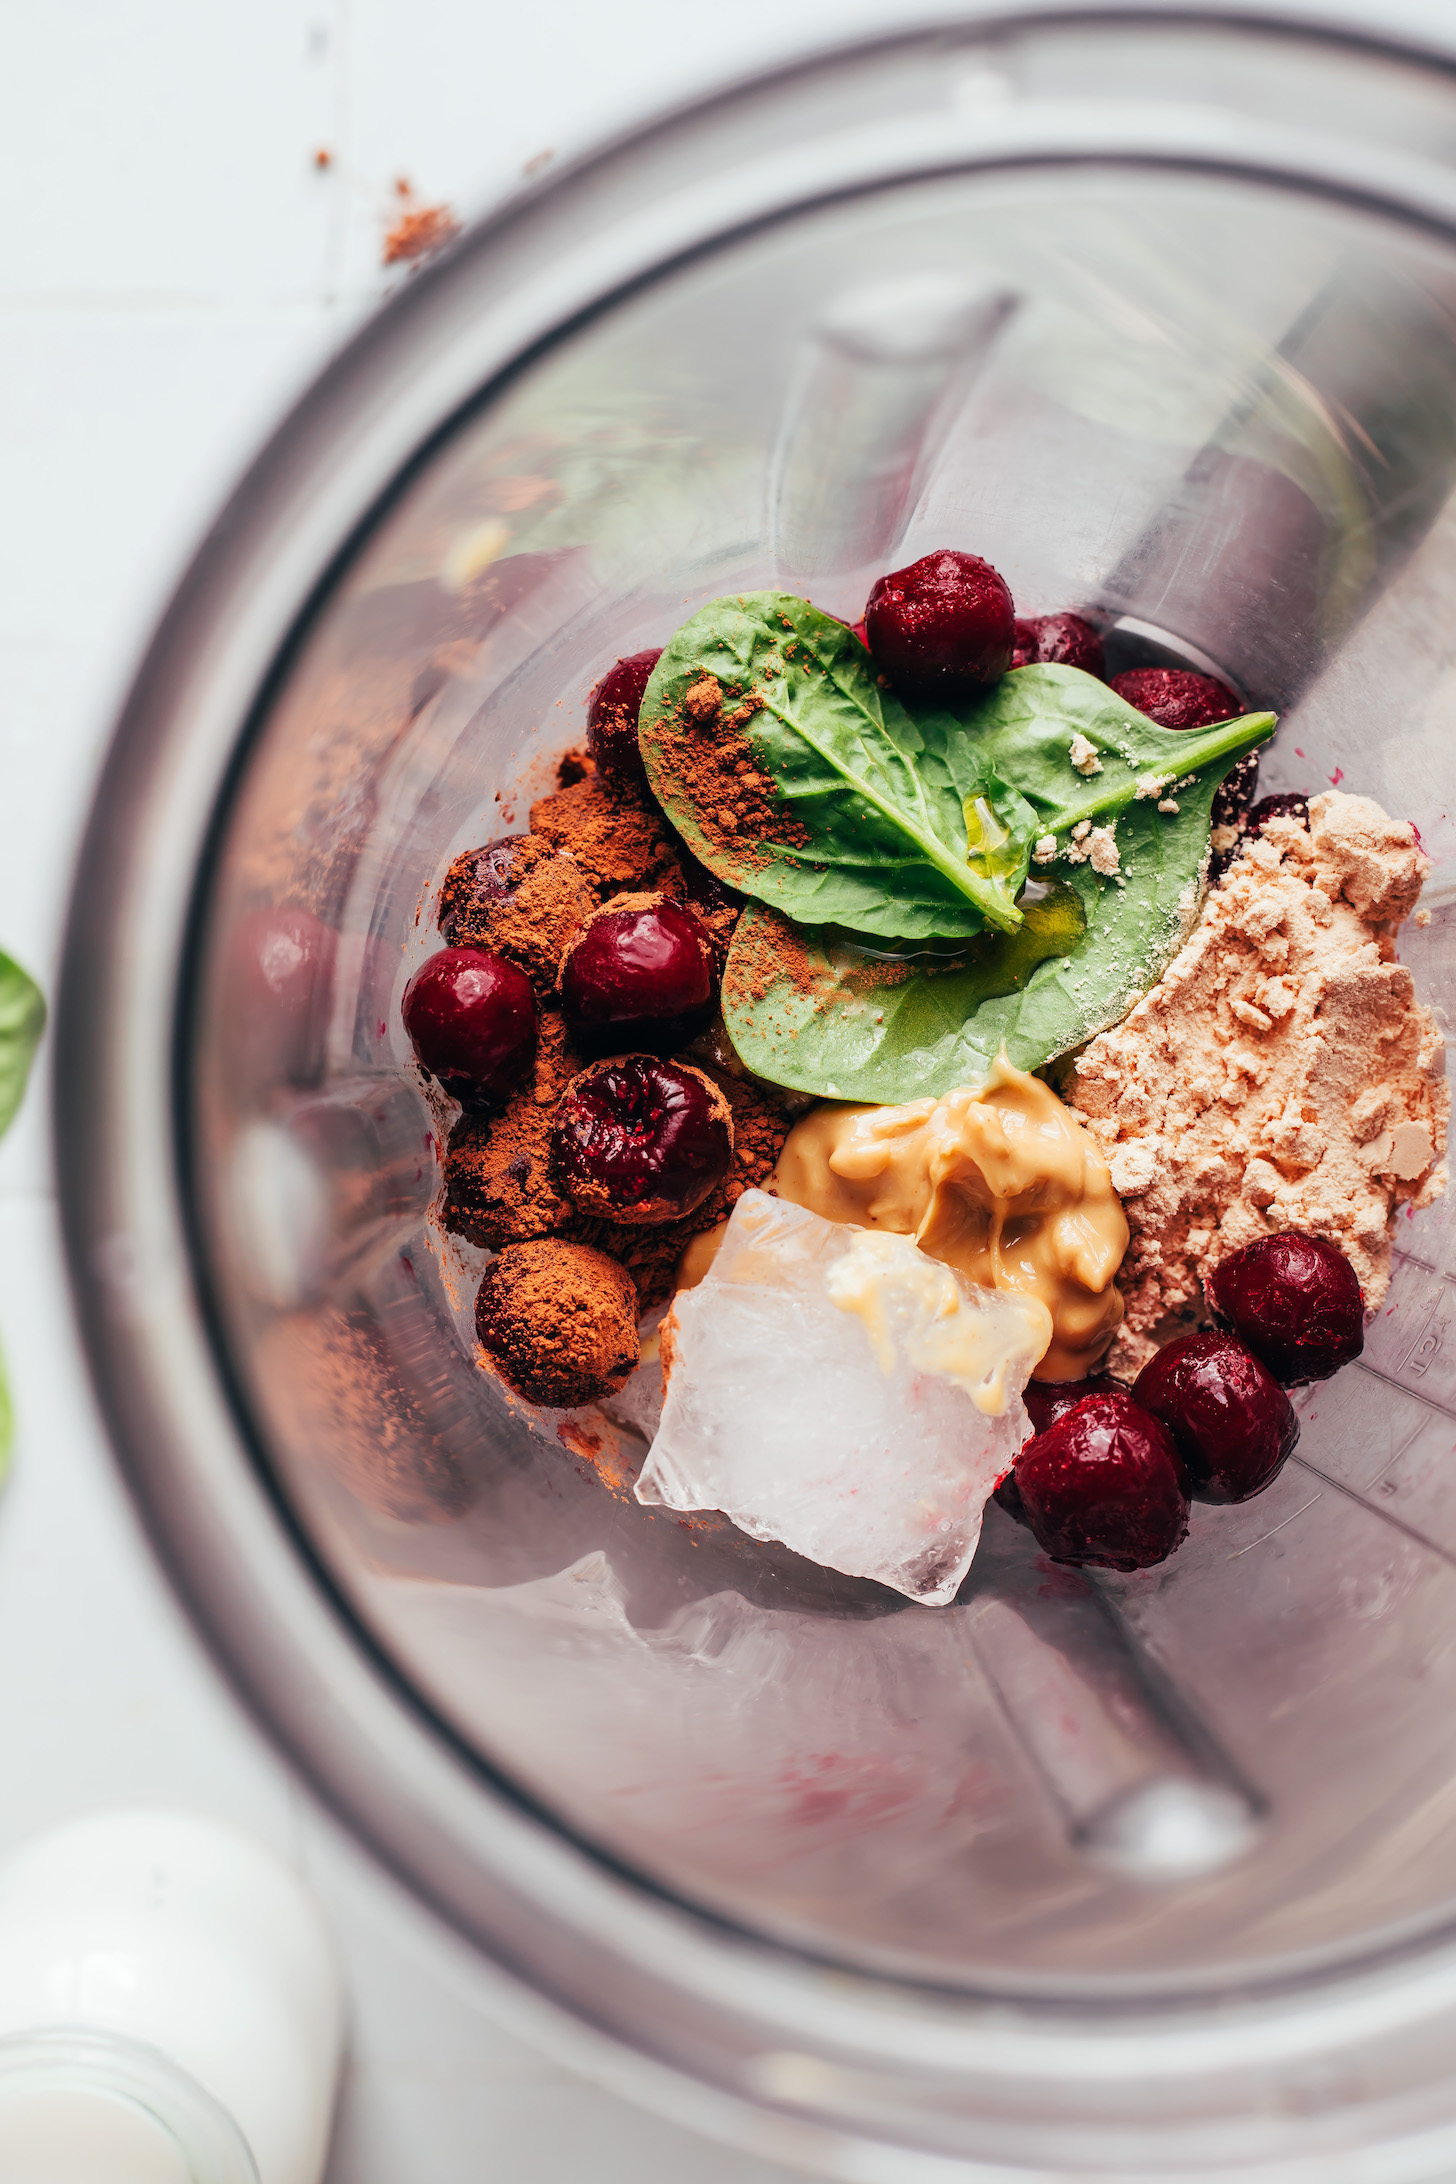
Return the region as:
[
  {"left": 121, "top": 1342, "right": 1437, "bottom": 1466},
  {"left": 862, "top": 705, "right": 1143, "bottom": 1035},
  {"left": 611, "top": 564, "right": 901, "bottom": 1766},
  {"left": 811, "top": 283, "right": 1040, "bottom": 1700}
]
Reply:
[
  {"left": 438, "top": 832, "right": 595, "bottom": 993},
  {"left": 528, "top": 774, "right": 682, "bottom": 897},
  {"left": 593, "top": 1063, "right": 792, "bottom": 1305},
  {"left": 648, "top": 675, "right": 808, "bottom": 883},
  {"left": 475, "top": 1240, "right": 639, "bottom": 1408},
  {"left": 442, "top": 1008, "right": 593, "bottom": 1247}
]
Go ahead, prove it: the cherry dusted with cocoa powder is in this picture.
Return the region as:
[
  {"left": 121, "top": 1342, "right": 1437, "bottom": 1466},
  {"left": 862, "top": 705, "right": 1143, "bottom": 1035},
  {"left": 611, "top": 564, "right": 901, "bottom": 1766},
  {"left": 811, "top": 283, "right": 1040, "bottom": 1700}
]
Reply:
[
  {"left": 401, "top": 946, "right": 537, "bottom": 1109},
  {"left": 585, "top": 649, "right": 663, "bottom": 790},
  {"left": 1009, "top": 1393, "right": 1190, "bottom": 1571},
  {"left": 1132, "top": 1330, "right": 1298, "bottom": 1503},
  {"left": 1110, "top": 666, "right": 1241, "bottom": 732},
  {"left": 1206, "top": 1230, "right": 1364, "bottom": 1385},
  {"left": 863, "top": 550, "right": 1015, "bottom": 698},
  {"left": 437, "top": 834, "right": 531, "bottom": 940},
  {"left": 552, "top": 1054, "right": 733, "bottom": 1225},
  {"left": 1011, "top": 612, "right": 1105, "bottom": 678},
  {"left": 559, "top": 894, "right": 716, "bottom": 1043}
]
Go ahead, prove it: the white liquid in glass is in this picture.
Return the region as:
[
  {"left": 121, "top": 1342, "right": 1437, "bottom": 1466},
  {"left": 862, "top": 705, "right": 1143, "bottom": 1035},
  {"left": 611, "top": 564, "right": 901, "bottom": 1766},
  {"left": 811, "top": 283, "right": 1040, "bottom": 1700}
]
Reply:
[{"left": 0, "top": 2084, "right": 191, "bottom": 2184}]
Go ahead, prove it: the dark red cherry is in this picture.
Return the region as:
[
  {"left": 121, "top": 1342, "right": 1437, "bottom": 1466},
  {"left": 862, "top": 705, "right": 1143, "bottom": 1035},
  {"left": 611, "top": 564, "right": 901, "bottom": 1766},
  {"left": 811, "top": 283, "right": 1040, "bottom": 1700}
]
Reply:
[
  {"left": 1246, "top": 791, "right": 1310, "bottom": 838},
  {"left": 1010, "top": 1394, "right": 1190, "bottom": 1571},
  {"left": 1110, "top": 666, "right": 1241, "bottom": 732},
  {"left": 995, "top": 1373, "right": 1127, "bottom": 1522},
  {"left": 559, "top": 895, "right": 716, "bottom": 1043},
  {"left": 402, "top": 946, "right": 537, "bottom": 1108},
  {"left": 1010, "top": 612, "right": 1105, "bottom": 678},
  {"left": 1023, "top": 1371, "right": 1125, "bottom": 1437},
  {"left": 1212, "top": 753, "right": 1261, "bottom": 833},
  {"left": 1132, "top": 1331, "right": 1297, "bottom": 1503},
  {"left": 586, "top": 649, "right": 663, "bottom": 790},
  {"left": 437, "top": 834, "right": 530, "bottom": 940},
  {"left": 863, "top": 550, "right": 1014, "bottom": 697},
  {"left": 1206, "top": 1230, "right": 1363, "bottom": 1385},
  {"left": 552, "top": 1055, "right": 732, "bottom": 1225}
]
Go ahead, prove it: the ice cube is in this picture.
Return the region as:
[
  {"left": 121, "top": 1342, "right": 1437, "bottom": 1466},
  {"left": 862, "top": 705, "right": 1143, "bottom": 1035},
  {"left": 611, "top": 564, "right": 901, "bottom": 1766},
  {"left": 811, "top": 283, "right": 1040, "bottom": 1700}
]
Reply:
[{"left": 635, "top": 1191, "right": 1046, "bottom": 1605}]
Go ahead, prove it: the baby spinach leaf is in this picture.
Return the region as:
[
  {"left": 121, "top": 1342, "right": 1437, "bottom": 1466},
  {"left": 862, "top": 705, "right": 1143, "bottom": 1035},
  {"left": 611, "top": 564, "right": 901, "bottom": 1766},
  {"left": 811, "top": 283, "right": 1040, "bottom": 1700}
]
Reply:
[
  {"left": 924, "top": 662, "right": 1277, "bottom": 842},
  {"left": 0, "top": 951, "right": 44, "bottom": 1142},
  {"left": 639, "top": 593, "right": 1036, "bottom": 942},
  {"left": 722, "top": 760, "right": 1237, "bottom": 1104}
]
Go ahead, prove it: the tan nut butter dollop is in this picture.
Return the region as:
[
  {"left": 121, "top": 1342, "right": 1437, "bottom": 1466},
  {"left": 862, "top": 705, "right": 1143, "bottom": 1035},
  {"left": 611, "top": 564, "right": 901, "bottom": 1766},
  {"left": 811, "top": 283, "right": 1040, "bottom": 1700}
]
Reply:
[{"left": 772, "top": 1057, "right": 1128, "bottom": 1382}]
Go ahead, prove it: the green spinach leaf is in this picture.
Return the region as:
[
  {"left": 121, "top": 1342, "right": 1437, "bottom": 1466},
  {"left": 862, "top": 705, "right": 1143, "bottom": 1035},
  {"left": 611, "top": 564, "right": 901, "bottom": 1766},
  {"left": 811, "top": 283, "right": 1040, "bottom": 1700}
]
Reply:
[
  {"left": 639, "top": 593, "right": 1037, "bottom": 942},
  {"left": 0, "top": 952, "right": 43, "bottom": 1143},
  {"left": 923, "top": 662, "right": 1276, "bottom": 842},
  {"left": 723, "top": 759, "right": 1238, "bottom": 1103}
]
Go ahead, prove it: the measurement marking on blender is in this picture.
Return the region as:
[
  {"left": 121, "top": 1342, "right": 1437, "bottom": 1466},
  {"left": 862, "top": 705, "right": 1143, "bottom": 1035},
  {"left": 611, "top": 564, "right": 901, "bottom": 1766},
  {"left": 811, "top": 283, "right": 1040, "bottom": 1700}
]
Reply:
[
  {"left": 1290, "top": 1456, "right": 1456, "bottom": 1570},
  {"left": 1347, "top": 1356, "right": 1456, "bottom": 1426}
]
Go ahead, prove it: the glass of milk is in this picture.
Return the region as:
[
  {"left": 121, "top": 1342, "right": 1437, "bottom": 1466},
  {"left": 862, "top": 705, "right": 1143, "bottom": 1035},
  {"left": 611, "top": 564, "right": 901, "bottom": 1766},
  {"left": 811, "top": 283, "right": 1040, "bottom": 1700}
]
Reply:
[
  {"left": 0, "top": 2028, "right": 258, "bottom": 2182},
  {"left": 0, "top": 1812, "right": 342, "bottom": 2184}
]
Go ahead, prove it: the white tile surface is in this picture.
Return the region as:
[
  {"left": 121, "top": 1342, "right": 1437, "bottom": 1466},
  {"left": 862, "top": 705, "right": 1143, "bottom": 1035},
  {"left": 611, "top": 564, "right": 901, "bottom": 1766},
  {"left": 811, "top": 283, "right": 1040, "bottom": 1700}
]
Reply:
[{"left": 4, "top": 4, "right": 1456, "bottom": 2179}]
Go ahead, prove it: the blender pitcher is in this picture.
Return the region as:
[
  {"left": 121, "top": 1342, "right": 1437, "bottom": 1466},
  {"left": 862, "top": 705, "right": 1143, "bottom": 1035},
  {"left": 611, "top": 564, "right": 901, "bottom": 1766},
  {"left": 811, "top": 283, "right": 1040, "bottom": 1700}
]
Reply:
[{"left": 53, "top": 13, "right": 1456, "bottom": 2179}]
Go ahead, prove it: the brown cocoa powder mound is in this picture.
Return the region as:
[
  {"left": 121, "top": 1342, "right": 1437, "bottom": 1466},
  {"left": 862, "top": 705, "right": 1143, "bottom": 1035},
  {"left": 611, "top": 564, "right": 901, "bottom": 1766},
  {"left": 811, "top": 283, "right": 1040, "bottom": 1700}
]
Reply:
[
  {"left": 556, "top": 746, "right": 594, "bottom": 788},
  {"left": 476, "top": 1240, "right": 639, "bottom": 1408},
  {"left": 442, "top": 1007, "right": 593, "bottom": 1247},
  {"left": 438, "top": 833, "right": 595, "bottom": 993},
  {"left": 647, "top": 676, "right": 808, "bottom": 885},
  {"left": 592, "top": 1063, "right": 791, "bottom": 1305},
  {"left": 528, "top": 775, "right": 682, "bottom": 897}
]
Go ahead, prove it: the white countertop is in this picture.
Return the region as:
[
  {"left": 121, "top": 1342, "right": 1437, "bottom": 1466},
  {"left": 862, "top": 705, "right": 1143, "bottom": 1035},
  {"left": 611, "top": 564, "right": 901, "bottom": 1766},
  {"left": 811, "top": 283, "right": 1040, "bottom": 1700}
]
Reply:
[{"left": 4, "top": 3, "right": 1456, "bottom": 2177}]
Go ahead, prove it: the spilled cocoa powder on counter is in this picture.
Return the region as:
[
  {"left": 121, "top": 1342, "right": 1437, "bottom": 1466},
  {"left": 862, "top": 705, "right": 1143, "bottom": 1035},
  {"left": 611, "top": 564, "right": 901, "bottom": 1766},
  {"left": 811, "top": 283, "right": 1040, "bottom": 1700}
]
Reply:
[{"left": 647, "top": 673, "right": 808, "bottom": 884}]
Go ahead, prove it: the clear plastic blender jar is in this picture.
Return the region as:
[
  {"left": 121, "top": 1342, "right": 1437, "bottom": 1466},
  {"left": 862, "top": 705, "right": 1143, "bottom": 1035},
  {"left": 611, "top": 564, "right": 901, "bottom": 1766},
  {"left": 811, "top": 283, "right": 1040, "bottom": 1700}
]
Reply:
[{"left": 55, "top": 13, "right": 1456, "bottom": 2178}]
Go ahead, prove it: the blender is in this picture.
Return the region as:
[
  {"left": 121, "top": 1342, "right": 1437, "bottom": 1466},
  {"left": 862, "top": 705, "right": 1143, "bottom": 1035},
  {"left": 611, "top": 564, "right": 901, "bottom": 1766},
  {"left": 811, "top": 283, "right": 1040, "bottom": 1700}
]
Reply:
[{"left": 53, "top": 13, "right": 1456, "bottom": 2176}]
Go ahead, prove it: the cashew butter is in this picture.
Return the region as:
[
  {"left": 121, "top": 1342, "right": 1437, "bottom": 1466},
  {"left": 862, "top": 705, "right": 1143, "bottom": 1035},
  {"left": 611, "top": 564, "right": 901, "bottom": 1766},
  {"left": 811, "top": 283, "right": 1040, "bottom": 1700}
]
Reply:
[{"left": 773, "top": 1057, "right": 1128, "bottom": 1381}]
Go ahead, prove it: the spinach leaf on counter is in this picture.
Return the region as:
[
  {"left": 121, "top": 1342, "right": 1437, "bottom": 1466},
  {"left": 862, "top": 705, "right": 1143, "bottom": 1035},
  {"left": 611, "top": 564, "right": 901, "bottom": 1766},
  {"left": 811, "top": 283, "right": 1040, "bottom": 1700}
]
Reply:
[
  {"left": 639, "top": 593, "right": 1037, "bottom": 942},
  {"left": 722, "top": 760, "right": 1238, "bottom": 1104},
  {"left": 0, "top": 953, "right": 43, "bottom": 1143},
  {"left": 0, "top": 950, "right": 43, "bottom": 1481}
]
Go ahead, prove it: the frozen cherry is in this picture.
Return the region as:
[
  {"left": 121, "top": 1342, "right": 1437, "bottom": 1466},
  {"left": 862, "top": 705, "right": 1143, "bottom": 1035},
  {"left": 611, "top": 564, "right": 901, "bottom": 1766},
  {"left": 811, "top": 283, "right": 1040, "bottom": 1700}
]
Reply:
[
  {"left": 1023, "top": 1371, "right": 1125, "bottom": 1436},
  {"left": 1110, "top": 666, "right": 1241, "bottom": 731},
  {"left": 995, "top": 1378, "right": 1125, "bottom": 1524},
  {"left": 402, "top": 946, "right": 537, "bottom": 1108},
  {"left": 1206, "top": 1230, "right": 1363, "bottom": 1385},
  {"left": 1246, "top": 791, "right": 1310, "bottom": 839},
  {"left": 863, "top": 550, "right": 1014, "bottom": 697},
  {"left": 1010, "top": 612, "right": 1105, "bottom": 678},
  {"left": 1132, "top": 1331, "right": 1297, "bottom": 1503},
  {"left": 1212, "top": 753, "right": 1261, "bottom": 833},
  {"left": 437, "top": 834, "right": 530, "bottom": 940},
  {"left": 552, "top": 1054, "right": 732, "bottom": 1225},
  {"left": 559, "top": 893, "right": 716, "bottom": 1043},
  {"left": 586, "top": 649, "right": 663, "bottom": 790},
  {"left": 1010, "top": 1394, "right": 1190, "bottom": 1571}
]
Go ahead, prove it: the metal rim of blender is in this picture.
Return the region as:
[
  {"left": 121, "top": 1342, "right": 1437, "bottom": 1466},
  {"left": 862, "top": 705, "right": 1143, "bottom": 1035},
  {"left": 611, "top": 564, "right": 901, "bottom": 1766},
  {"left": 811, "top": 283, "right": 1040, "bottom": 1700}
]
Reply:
[{"left": 52, "top": 9, "right": 1456, "bottom": 2174}]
